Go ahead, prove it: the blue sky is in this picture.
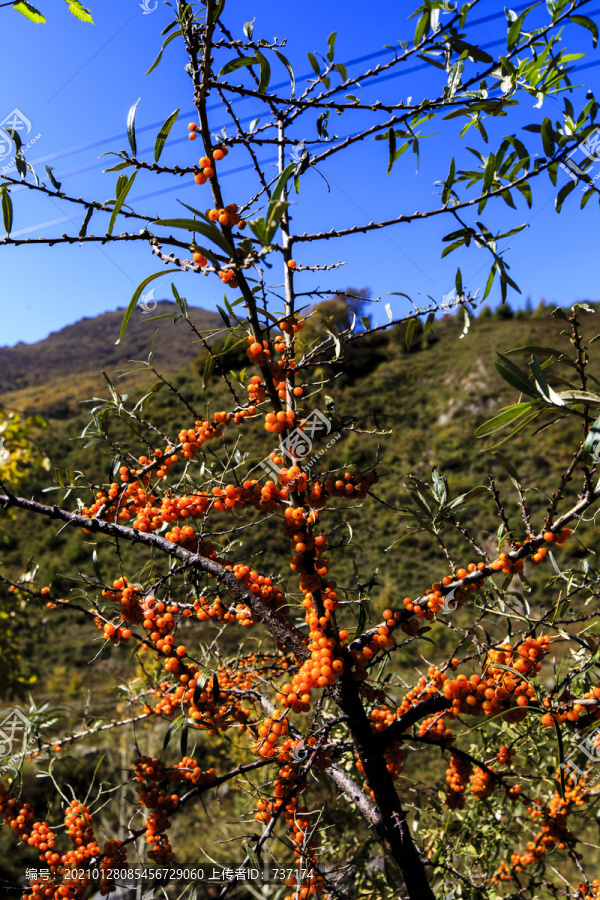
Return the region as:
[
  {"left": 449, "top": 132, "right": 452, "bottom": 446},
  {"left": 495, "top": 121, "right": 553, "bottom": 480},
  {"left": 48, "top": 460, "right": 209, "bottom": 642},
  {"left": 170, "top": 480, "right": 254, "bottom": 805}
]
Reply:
[{"left": 1, "top": 0, "right": 600, "bottom": 348}]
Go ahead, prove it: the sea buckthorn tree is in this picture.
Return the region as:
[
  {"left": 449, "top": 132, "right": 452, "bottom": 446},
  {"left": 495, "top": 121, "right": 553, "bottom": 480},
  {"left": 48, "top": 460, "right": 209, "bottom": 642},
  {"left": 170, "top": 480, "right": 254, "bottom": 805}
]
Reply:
[{"left": 2, "top": 2, "right": 600, "bottom": 899}]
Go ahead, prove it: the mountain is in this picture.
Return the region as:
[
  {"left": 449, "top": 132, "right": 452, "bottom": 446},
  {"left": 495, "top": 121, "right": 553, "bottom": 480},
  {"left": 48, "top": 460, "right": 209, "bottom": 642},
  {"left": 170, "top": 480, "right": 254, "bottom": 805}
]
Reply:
[{"left": 0, "top": 301, "right": 222, "bottom": 417}]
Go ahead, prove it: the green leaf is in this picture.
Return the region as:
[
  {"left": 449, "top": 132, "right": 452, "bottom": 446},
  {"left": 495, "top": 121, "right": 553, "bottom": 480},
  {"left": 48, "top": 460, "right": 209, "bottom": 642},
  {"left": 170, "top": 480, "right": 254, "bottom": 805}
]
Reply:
[
  {"left": 431, "top": 468, "right": 448, "bottom": 506},
  {"left": 171, "top": 283, "right": 188, "bottom": 317},
  {"left": 248, "top": 217, "right": 269, "bottom": 247},
  {"left": 243, "top": 17, "right": 254, "bottom": 39},
  {"left": 269, "top": 162, "right": 296, "bottom": 207},
  {"left": 202, "top": 354, "right": 215, "bottom": 392},
  {"left": 212, "top": 0, "right": 225, "bottom": 23},
  {"left": 507, "top": 8, "right": 529, "bottom": 49},
  {"left": 154, "top": 108, "right": 179, "bottom": 163},
  {"left": 1, "top": 188, "right": 13, "bottom": 235},
  {"left": 327, "top": 31, "right": 337, "bottom": 62},
  {"left": 505, "top": 345, "right": 571, "bottom": 361},
  {"left": 495, "top": 352, "right": 538, "bottom": 398},
  {"left": 387, "top": 127, "right": 396, "bottom": 176},
  {"left": 459, "top": 303, "right": 470, "bottom": 339},
  {"left": 455, "top": 267, "right": 462, "bottom": 296},
  {"left": 163, "top": 716, "right": 184, "bottom": 751},
  {"left": 79, "top": 206, "right": 93, "bottom": 238},
  {"left": 217, "top": 305, "right": 231, "bottom": 328},
  {"left": 255, "top": 49, "right": 271, "bottom": 94},
  {"left": 103, "top": 160, "right": 133, "bottom": 173},
  {"left": 530, "top": 354, "right": 565, "bottom": 406},
  {"left": 484, "top": 262, "right": 497, "bottom": 300},
  {"left": 146, "top": 30, "right": 182, "bottom": 75},
  {"left": 107, "top": 171, "right": 137, "bottom": 236},
  {"left": 555, "top": 179, "right": 576, "bottom": 212},
  {"left": 192, "top": 679, "right": 204, "bottom": 709},
  {"left": 92, "top": 549, "right": 103, "bottom": 585},
  {"left": 414, "top": 11, "right": 429, "bottom": 45},
  {"left": 446, "top": 485, "right": 488, "bottom": 511},
  {"left": 442, "top": 156, "right": 456, "bottom": 205},
  {"left": 266, "top": 200, "right": 290, "bottom": 242},
  {"left": 218, "top": 55, "right": 259, "bottom": 77},
  {"left": 13, "top": 1, "right": 46, "bottom": 23},
  {"left": 447, "top": 57, "right": 465, "bottom": 98},
  {"left": 44, "top": 166, "right": 62, "bottom": 191},
  {"left": 133, "top": 380, "right": 165, "bottom": 412},
  {"left": 572, "top": 14, "right": 598, "bottom": 47},
  {"left": 583, "top": 415, "right": 600, "bottom": 465},
  {"left": 127, "top": 98, "right": 140, "bottom": 158},
  {"left": 102, "top": 371, "right": 122, "bottom": 405},
  {"left": 244, "top": 843, "right": 261, "bottom": 872},
  {"left": 484, "top": 410, "right": 542, "bottom": 449},
  {"left": 541, "top": 117, "right": 555, "bottom": 157},
  {"left": 273, "top": 49, "right": 295, "bottom": 96},
  {"left": 352, "top": 603, "right": 367, "bottom": 641},
  {"left": 493, "top": 451, "right": 522, "bottom": 489},
  {"left": 66, "top": 1, "right": 93, "bottom": 23},
  {"left": 117, "top": 271, "right": 171, "bottom": 345},
  {"left": 475, "top": 403, "right": 535, "bottom": 437},
  {"left": 307, "top": 52, "right": 320, "bottom": 75},
  {"left": 180, "top": 720, "right": 188, "bottom": 757},
  {"left": 559, "top": 390, "right": 600, "bottom": 404},
  {"left": 152, "top": 218, "right": 231, "bottom": 255}
]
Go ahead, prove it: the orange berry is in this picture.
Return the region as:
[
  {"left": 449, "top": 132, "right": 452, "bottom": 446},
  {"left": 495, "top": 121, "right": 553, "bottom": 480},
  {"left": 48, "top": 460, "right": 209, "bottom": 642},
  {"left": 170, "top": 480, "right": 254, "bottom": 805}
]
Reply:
[
  {"left": 543, "top": 531, "right": 555, "bottom": 542},
  {"left": 188, "top": 123, "right": 197, "bottom": 131},
  {"left": 287, "top": 260, "right": 297, "bottom": 269}
]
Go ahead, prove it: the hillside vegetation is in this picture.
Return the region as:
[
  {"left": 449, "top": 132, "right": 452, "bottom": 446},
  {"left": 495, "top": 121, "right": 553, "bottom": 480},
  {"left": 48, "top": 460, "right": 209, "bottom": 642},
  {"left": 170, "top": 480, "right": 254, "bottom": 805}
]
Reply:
[
  {"left": 0, "top": 301, "right": 221, "bottom": 418},
  {"left": 3, "top": 300, "right": 598, "bottom": 648}
]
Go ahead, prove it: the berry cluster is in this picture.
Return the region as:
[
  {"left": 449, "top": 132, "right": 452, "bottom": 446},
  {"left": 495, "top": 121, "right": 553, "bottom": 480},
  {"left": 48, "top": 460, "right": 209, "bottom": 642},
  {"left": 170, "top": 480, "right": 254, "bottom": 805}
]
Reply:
[
  {"left": 134, "top": 756, "right": 177, "bottom": 865},
  {"left": 445, "top": 754, "right": 473, "bottom": 809},
  {"left": 255, "top": 763, "right": 324, "bottom": 900}
]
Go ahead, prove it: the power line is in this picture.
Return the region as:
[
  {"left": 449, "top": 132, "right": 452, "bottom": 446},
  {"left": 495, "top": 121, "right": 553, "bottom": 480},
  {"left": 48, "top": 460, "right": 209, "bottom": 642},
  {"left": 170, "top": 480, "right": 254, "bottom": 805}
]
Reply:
[{"left": 18, "top": 0, "right": 598, "bottom": 171}]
